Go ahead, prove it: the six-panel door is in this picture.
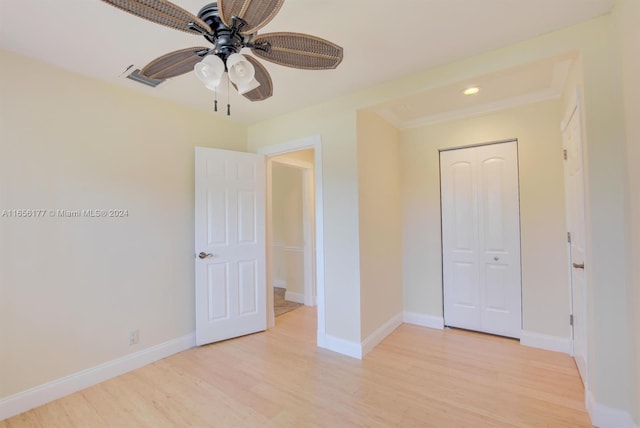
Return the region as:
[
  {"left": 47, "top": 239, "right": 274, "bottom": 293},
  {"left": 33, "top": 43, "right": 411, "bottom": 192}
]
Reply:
[{"left": 195, "top": 147, "right": 266, "bottom": 346}]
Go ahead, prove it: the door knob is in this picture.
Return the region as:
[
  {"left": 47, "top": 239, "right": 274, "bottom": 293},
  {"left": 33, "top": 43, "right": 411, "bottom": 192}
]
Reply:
[
  {"left": 572, "top": 262, "right": 585, "bottom": 269},
  {"left": 198, "top": 252, "right": 216, "bottom": 259}
]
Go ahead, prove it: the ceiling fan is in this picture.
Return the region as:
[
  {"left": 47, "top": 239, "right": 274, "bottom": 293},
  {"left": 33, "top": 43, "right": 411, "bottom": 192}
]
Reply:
[{"left": 101, "top": 0, "right": 344, "bottom": 114}]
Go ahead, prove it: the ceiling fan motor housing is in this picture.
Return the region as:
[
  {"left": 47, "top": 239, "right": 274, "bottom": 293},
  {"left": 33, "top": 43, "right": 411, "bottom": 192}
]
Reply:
[{"left": 198, "top": 2, "right": 251, "bottom": 62}]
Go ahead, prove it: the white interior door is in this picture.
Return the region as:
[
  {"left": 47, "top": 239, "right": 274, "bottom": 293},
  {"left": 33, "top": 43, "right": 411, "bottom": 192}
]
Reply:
[
  {"left": 195, "top": 147, "right": 266, "bottom": 346},
  {"left": 563, "top": 104, "right": 588, "bottom": 385},
  {"left": 441, "top": 141, "right": 522, "bottom": 338}
]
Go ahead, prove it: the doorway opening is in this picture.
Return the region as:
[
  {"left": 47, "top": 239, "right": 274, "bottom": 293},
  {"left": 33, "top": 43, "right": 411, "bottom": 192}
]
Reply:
[
  {"left": 258, "top": 136, "right": 325, "bottom": 336},
  {"left": 270, "top": 151, "right": 315, "bottom": 320}
]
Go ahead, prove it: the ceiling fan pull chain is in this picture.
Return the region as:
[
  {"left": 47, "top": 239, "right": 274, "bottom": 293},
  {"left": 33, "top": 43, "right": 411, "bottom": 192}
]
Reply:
[
  {"left": 227, "top": 76, "right": 231, "bottom": 116},
  {"left": 214, "top": 89, "right": 218, "bottom": 112}
]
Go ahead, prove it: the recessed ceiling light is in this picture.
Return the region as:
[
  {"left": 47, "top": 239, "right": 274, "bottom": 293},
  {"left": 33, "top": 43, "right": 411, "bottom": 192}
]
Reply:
[{"left": 463, "top": 87, "right": 480, "bottom": 95}]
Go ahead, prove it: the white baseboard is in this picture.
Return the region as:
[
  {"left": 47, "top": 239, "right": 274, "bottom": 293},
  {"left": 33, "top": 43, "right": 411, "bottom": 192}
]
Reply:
[
  {"left": 317, "top": 333, "right": 362, "bottom": 359},
  {"left": 403, "top": 312, "right": 444, "bottom": 330},
  {"left": 520, "top": 330, "right": 572, "bottom": 354},
  {"left": 587, "top": 389, "right": 637, "bottom": 428},
  {"left": 361, "top": 313, "right": 404, "bottom": 357},
  {"left": 273, "top": 281, "right": 286, "bottom": 289},
  {"left": 284, "top": 291, "right": 305, "bottom": 304},
  {"left": 0, "top": 333, "right": 196, "bottom": 421}
]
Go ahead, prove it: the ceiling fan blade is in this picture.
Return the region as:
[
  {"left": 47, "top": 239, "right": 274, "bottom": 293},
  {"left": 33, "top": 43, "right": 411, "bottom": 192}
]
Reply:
[
  {"left": 218, "top": 0, "right": 285, "bottom": 35},
  {"left": 101, "top": 0, "right": 211, "bottom": 34},
  {"left": 236, "top": 55, "right": 273, "bottom": 101},
  {"left": 140, "top": 47, "right": 209, "bottom": 79},
  {"left": 251, "top": 32, "right": 343, "bottom": 70}
]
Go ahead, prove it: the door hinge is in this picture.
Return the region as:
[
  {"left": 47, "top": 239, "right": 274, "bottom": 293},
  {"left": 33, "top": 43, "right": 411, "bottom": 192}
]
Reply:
[
  {"left": 568, "top": 232, "right": 571, "bottom": 243},
  {"left": 563, "top": 149, "right": 568, "bottom": 160},
  {"left": 570, "top": 314, "right": 574, "bottom": 326}
]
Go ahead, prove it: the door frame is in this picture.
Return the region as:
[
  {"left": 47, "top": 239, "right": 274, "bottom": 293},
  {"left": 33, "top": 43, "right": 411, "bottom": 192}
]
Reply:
[
  {"left": 257, "top": 135, "right": 326, "bottom": 337},
  {"left": 271, "top": 156, "right": 316, "bottom": 307}
]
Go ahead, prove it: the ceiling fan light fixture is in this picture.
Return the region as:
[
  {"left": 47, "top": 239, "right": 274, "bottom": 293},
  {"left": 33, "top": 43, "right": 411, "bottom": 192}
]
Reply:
[
  {"left": 463, "top": 86, "right": 480, "bottom": 95},
  {"left": 236, "top": 77, "right": 261, "bottom": 95},
  {"left": 194, "top": 54, "right": 225, "bottom": 90},
  {"left": 226, "top": 53, "right": 256, "bottom": 86}
]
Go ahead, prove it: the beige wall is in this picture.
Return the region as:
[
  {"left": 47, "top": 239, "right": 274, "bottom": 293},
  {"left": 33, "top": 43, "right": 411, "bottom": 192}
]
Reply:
[
  {"left": 248, "top": 109, "right": 362, "bottom": 343},
  {"left": 401, "top": 100, "right": 569, "bottom": 337},
  {"left": 613, "top": 0, "right": 640, "bottom": 422},
  {"left": 357, "top": 111, "right": 403, "bottom": 339},
  {"left": 0, "top": 50, "right": 247, "bottom": 398}
]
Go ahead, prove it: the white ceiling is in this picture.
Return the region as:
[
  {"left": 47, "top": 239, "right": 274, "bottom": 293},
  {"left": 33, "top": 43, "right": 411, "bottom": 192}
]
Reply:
[
  {"left": 375, "top": 54, "right": 575, "bottom": 129},
  {"left": 0, "top": 0, "right": 614, "bottom": 125}
]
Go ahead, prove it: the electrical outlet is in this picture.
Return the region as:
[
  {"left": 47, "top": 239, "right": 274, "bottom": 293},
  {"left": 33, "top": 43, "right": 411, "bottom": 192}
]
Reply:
[{"left": 129, "top": 329, "right": 139, "bottom": 346}]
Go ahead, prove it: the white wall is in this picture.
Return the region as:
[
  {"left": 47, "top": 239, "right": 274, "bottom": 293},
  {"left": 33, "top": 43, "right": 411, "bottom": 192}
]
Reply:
[
  {"left": 401, "top": 100, "right": 569, "bottom": 338},
  {"left": 357, "top": 111, "right": 403, "bottom": 339},
  {"left": 0, "top": 50, "right": 247, "bottom": 398},
  {"left": 613, "top": 0, "right": 640, "bottom": 422}
]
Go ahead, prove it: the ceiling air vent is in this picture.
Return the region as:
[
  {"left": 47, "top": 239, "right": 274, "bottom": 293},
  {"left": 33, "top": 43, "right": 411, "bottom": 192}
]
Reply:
[{"left": 126, "top": 69, "right": 165, "bottom": 88}]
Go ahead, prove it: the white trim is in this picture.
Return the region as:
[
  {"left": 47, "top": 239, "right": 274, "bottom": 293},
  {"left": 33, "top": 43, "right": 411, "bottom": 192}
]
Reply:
[
  {"left": 273, "top": 280, "right": 286, "bottom": 289},
  {"left": 361, "top": 313, "right": 403, "bottom": 357},
  {"left": 257, "top": 135, "right": 325, "bottom": 341},
  {"left": 0, "top": 333, "right": 195, "bottom": 421},
  {"left": 519, "top": 330, "right": 572, "bottom": 354},
  {"left": 587, "top": 389, "right": 637, "bottom": 428},
  {"left": 317, "top": 333, "right": 362, "bottom": 359},
  {"left": 403, "top": 312, "right": 445, "bottom": 330},
  {"left": 284, "top": 291, "right": 305, "bottom": 304}
]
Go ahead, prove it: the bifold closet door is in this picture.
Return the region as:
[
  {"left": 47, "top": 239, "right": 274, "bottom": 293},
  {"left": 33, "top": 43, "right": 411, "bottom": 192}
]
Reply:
[{"left": 440, "top": 141, "right": 522, "bottom": 339}]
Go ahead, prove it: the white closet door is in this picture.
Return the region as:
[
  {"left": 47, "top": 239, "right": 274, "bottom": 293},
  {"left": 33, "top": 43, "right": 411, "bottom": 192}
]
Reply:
[{"left": 441, "top": 141, "right": 522, "bottom": 338}]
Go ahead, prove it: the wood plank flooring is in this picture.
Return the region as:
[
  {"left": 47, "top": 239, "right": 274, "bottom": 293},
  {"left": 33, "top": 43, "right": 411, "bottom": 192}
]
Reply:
[{"left": 1, "top": 307, "right": 592, "bottom": 427}]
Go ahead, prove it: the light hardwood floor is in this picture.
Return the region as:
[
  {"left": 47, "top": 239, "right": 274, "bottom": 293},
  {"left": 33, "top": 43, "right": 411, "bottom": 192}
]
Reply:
[{"left": 2, "top": 307, "right": 591, "bottom": 427}]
